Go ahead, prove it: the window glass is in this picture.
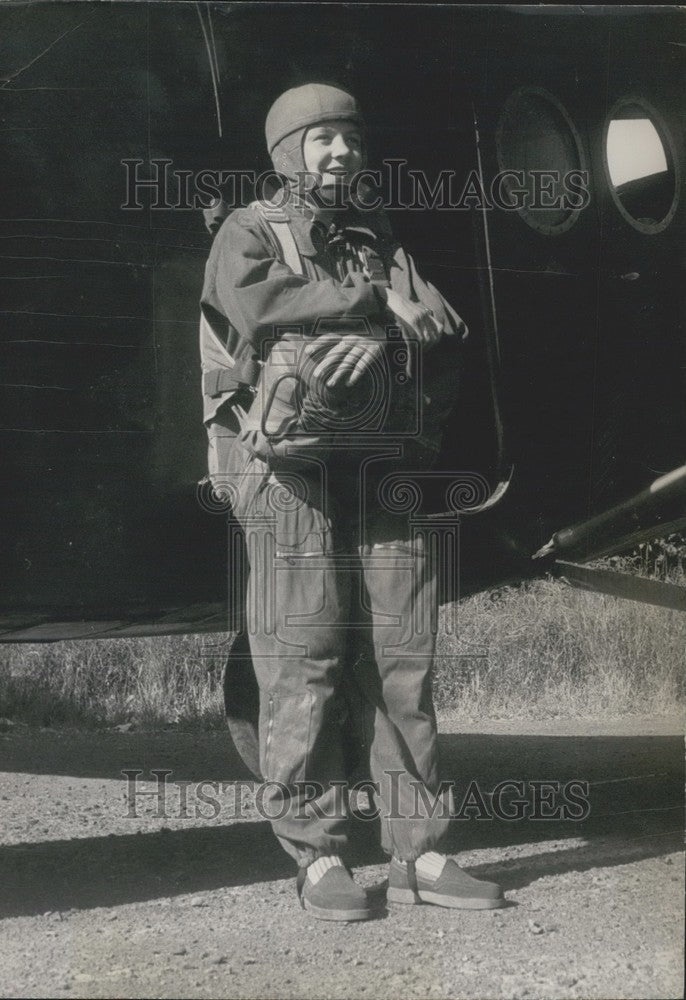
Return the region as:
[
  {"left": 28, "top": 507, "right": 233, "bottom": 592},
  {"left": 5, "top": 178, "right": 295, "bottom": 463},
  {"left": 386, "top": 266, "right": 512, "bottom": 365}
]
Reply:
[{"left": 605, "top": 102, "right": 676, "bottom": 231}]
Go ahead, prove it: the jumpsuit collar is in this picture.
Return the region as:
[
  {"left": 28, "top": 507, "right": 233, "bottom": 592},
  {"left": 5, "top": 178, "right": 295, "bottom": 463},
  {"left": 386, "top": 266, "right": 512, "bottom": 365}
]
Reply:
[{"left": 280, "top": 196, "right": 380, "bottom": 258}]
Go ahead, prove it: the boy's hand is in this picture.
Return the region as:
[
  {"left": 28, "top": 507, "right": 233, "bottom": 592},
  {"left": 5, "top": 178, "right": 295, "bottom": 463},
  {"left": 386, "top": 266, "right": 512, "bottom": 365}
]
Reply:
[
  {"left": 385, "top": 288, "right": 443, "bottom": 346},
  {"left": 304, "top": 333, "right": 385, "bottom": 387}
]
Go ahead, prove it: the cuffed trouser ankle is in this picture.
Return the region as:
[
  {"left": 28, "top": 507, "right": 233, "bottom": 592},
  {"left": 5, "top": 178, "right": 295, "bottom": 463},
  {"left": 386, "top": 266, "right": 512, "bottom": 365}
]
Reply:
[{"left": 226, "top": 442, "right": 451, "bottom": 867}]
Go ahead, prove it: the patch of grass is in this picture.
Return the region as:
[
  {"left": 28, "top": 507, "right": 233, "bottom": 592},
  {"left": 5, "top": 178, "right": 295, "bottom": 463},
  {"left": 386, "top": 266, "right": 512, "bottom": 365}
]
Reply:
[
  {"left": 1, "top": 557, "right": 684, "bottom": 729},
  {"left": 433, "top": 575, "right": 686, "bottom": 720},
  {"left": 0, "top": 633, "right": 228, "bottom": 730}
]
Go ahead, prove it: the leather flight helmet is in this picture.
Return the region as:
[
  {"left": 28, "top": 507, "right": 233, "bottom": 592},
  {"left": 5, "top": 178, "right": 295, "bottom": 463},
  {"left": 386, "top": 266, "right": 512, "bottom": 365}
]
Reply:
[{"left": 266, "top": 83, "right": 365, "bottom": 180}]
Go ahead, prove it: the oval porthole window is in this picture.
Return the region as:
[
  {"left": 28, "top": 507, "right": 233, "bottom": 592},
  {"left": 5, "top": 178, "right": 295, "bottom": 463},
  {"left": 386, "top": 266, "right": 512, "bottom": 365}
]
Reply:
[
  {"left": 496, "top": 87, "right": 587, "bottom": 235},
  {"left": 604, "top": 98, "right": 678, "bottom": 234}
]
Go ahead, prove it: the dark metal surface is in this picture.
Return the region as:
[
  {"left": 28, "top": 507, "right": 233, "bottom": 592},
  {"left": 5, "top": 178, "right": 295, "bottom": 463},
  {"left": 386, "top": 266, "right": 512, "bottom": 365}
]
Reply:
[
  {"left": 1, "top": 4, "right": 684, "bottom": 638},
  {"left": 557, "top": 560, "right": 686, "bottom": 613}
]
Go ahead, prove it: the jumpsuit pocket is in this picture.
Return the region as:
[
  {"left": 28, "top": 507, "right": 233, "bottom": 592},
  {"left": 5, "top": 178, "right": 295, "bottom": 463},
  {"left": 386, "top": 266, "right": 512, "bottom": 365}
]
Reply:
[
  {"left": 365, "top": 523, "right": 427, "bottom": 558},
  {"left": 264, "top": 471, "right": 334, "bottom": 558}
]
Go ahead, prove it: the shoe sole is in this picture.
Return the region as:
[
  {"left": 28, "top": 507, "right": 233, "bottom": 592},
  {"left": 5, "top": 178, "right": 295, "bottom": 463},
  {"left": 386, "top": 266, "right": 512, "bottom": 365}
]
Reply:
[
  {"left": 303, "top": 899, "right": 373, "bottom": 922},
  {"left": 387, "top": 886, "right": 506, "bottom": 910}
]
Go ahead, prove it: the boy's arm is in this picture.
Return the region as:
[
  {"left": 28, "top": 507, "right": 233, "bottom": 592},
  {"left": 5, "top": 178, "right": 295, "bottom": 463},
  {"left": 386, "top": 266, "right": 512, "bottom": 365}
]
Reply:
[
  {"left": 388, "top": 245, "right": 469, "bottom": 342},
  {"left": 210, "top": 209, "right": 387, "bottom": 354}
]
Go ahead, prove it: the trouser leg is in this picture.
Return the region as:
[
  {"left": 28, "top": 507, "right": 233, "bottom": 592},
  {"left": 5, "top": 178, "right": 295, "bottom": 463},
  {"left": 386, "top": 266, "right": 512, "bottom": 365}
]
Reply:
[
  {"left": 355, "top": 511, "right": 451, "bottom": 861},
  {"left": 229, "top": 445, "right": 352, "bottom": 866},
  {"left": 223, "top": 627, "right": 261, "bottom": 780}
]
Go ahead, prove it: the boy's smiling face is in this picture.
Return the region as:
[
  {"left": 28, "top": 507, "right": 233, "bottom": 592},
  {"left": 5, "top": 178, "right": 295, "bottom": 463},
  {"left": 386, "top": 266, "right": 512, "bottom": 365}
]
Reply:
[{"left": 302, "top": 118, "right": 364, "bottom": 189}]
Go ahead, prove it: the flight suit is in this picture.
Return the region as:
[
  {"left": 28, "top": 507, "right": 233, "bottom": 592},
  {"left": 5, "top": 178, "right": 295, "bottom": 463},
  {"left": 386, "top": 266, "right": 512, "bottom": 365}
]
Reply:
[{"left": 201, "top": 195, "right": 466, "bottom": 866}]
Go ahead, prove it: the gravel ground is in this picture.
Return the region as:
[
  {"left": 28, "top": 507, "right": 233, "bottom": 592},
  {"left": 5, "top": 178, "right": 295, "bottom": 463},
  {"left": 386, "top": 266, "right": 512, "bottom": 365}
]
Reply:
[{"left": 0, "top": 714, "right": 683, "bottom": 999}]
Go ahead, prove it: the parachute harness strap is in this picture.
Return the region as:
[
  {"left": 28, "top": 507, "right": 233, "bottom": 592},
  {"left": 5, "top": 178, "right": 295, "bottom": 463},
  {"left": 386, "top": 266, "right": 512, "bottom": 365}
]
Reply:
[{"left": 249, "top": 201, "right": 305, "bottom": 277}]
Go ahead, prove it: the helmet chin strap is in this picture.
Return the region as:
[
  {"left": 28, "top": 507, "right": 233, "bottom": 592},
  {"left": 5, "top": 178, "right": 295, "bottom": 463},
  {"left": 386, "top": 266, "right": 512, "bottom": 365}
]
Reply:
[
  {"left": 271, "top": 123, "right": 369, "bottom": 211},
  {"left": 271, "top": 128, "right": 308, "bottom": 181}
]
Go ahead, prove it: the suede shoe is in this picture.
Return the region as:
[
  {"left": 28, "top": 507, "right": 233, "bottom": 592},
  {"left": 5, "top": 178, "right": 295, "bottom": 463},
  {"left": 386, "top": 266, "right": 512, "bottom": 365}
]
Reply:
[
  {"left": 387, "top": 857, "right": 505, "bottom": 909},
  {"left": 296, "top": 865, "right": 373, "bottom": 922}
]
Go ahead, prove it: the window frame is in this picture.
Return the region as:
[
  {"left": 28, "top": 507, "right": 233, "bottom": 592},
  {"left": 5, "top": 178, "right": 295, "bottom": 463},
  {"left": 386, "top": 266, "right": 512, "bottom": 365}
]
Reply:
[
  {"left": 495, "top": 86, "right": 588, "bottom": 236},
  {"left": 602, "top": 95, "right": 680, "bottom": 235}
]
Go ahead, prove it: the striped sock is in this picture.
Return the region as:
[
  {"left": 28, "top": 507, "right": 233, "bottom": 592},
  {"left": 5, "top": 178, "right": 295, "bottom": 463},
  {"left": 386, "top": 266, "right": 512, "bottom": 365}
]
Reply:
[
  {"left": 307, "top": 855, "right": 344, "bottom": 885},
  {"left": 415, "top": 852, "right": 447, "bottom": 880}
]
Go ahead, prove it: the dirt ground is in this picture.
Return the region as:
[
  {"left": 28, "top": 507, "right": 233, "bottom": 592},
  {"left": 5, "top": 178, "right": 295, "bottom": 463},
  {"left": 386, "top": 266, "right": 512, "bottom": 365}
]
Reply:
[{"left": 0, "top": 714, "right": 683, "bottom": 1000}]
